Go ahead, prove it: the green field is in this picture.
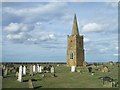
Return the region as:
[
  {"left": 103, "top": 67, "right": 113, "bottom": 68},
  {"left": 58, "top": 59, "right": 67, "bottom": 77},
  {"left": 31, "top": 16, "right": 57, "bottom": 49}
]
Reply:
[{"left": 2, "top": 63, "right": 119, "bottom": 89}]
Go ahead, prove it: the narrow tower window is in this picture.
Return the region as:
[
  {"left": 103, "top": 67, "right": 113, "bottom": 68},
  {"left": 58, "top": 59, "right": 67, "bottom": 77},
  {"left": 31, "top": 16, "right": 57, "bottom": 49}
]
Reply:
[{"left": 70, "top": 52, "right": 73, "bottom": 59}]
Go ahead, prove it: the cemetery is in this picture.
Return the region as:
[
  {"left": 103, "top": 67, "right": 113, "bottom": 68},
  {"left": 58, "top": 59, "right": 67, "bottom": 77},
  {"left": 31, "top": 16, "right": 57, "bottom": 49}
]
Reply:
[
  {"left": 1, "top": 62, "right": 119, "bottom": 89},
  {"left": 1, "top": 2, "right": 119, "bottom": 89}
]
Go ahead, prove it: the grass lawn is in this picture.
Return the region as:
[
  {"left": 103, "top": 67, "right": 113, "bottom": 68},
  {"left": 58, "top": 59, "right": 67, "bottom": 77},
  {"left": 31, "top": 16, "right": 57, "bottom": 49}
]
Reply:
[{"left": 2, "top": 63, "right": 119, "bottom": 89}]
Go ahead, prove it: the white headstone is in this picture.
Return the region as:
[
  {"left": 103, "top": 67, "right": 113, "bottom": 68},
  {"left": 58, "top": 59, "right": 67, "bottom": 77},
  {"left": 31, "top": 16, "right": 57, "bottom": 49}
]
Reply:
[
  {"left": 71, "top": 66, "right": 76, "bottom": 72},
  {"left": 33, "top": 65, "right": 36, "bottom": 72},
  {"left": 39, "top": 66, "right": 42, "bottom": 73},
  {"left": 91, "top": 72, "right": 95, "bottom": 75},
  {"left": 51, "top": 66, "right": 55, "bottom": 73},
  {"left": 17, "top": 65, "right": 22, "bottom": 82},
  {"left": 23, "top": 66, "right": 26, "bottom": 75}
]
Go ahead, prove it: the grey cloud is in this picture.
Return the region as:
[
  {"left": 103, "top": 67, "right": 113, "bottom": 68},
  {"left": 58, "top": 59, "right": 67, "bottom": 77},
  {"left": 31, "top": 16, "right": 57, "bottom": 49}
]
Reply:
[
  {"left": 6, "top": 32, "right": 30, "bottom": 43},
  {"left": 5, "top": 32, "right": 57, "bottom": 44},
  {"left": 3, "top": 23, "right": 34, "bottom": 34},
  {"left": 2, "top": 2, "right": 67, "bottom": 25}
]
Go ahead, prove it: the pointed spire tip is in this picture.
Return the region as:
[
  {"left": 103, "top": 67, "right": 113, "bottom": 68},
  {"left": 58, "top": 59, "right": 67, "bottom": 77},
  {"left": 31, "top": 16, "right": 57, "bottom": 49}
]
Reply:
[{"left": 72, "top": 14, "right": 79, "bottom": 35}]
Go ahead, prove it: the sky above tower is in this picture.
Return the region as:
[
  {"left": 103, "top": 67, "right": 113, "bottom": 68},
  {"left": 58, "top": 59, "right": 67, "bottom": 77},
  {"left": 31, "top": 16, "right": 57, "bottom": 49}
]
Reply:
[{"left": 1, "top": 1, "right": 118, "bottom": 62}]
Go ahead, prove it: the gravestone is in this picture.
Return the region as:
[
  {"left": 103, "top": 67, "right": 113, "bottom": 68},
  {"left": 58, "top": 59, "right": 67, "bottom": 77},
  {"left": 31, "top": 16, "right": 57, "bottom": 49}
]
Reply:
[
  {"left": 12, "top": 67, "right": 16, "bottom": 73},
  {"left": 4, "top": 67, "right": 8, "bottom": 76},
  {"left": 2, "top": 68, "right": 4, "bottom": 77},
  {"left": 71, "top": 66, "right": 76, "bottom": 72},
  {"left": 50, "top": 66, "right": 55, "bottom": 73},
  {"left": 37, "top": 64, "right": 40, "bottom": 73},
  {"left": 91, "top": 72, "right": 95, "bottom": 75},
  {"left": 16, "top": 67, "right": 19, "bottom": 77},
  {"left": 101, "top": 76, "right": 115, "bottom": 88},
  {"left": 101, "top": 66, "right": 109, "bottom": 72},
  {"left": 51, "top": 73, "right": 56, "bottom": 77},
  {"left": 29, "top": 65, "right": 33, "bottom": 76},
  {"left": 39, "top": 66, "right": 42, "bottom": 73},
  {"left": 33, "top": 65, "right": 36, "bottom": 73},
  {"left": 95, "top": 68, "right": 101, "bottom": 71},
  {"left": 41, "top": 66, "right": 44, "bottom": 73},
  {"left": 23, "top": 66, "right": 26, "bottom": 75},
  {"left": 76, "top": 69, "right": 80, "bottom": 72},
  {"left": 16, "top": 72, "right": 19, "bottom": 78},
  {"left": 3, "top": 65, "right": 6, "bottom": 70},
  {"left": 17, "top": 65, "right": 22, "bottom": 82},
  {"left": 41, "top": 66, "right": 44, "bottom": 70},
  {"left": 35, "top": 65, "right": 37, "bottom": 73},
  {"left": 41, "top": 74, "right": 45, "bottom": 78},
  {"left": 57, "top": 64, "right": 59, "bottom": 67},
  {"left": 28, "top": 79, "right": 34, "bottom": 88},
  {"left": 103, "top": 81, "right": 112, "bottom": 87},
  {"left": 109, "top": 62, "right": 114, "bottom": 65},
  {"left": 88, "top": 67, "right": 92, "bottom": 73},
  {"left": 112, "top": 81, "right": 118, "bottom": 87}
]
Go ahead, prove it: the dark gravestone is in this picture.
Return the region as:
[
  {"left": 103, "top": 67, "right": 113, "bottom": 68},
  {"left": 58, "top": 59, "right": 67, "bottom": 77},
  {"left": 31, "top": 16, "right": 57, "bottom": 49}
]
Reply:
[
  {"left": 29, "top": 65, "right": 33, "bottom": 76},
  {"left": 16, "top": 67, "right": 19, "bottom": 77},
  {"left": 88, "top": 67, "right": 92, "bottom": 73},
  {"left": 16, "top": 67, "right": 19, "bottom": 72},
  {"left": 101, "top": 76, "right": 116, "bottom": 87},
  {"left": 112, "top": 81, "right": 118, "bottom": 87},
  {"left": 2, "top": 68, "right": 4, "bottom": 77}
]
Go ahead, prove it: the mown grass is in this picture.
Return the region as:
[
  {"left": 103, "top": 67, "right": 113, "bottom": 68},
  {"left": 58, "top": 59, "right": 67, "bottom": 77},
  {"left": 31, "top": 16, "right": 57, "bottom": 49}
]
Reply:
[{"left": 2, "top": 63, "right": 119, "bottom": 89}]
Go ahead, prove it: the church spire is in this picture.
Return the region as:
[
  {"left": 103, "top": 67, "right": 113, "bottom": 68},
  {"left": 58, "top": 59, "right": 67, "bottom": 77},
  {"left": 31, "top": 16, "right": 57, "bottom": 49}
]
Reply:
[{"left": 72, "top": 14, "right": 79, "bottom": 35}]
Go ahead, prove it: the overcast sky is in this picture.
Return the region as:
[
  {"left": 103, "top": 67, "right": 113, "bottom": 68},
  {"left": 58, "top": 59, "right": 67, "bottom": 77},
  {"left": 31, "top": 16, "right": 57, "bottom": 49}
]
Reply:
[{"left": 1, "top": 2, "right": 118, "bottom": 62}]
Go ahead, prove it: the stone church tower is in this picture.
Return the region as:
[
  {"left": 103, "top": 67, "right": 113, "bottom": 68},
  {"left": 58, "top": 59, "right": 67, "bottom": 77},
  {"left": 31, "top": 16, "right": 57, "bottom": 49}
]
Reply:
[{"left": 67, "top": 14, "right": 84, "bottom": 66}]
